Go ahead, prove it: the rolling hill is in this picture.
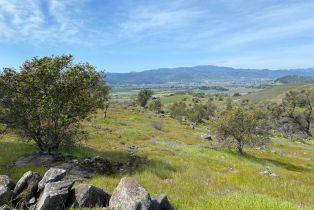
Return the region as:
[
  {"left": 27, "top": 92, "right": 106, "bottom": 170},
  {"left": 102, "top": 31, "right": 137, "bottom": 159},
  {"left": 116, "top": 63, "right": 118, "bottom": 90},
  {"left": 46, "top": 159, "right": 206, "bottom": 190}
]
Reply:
[{"left": 106, "top": 65, "right": 314, "bottom": 85}]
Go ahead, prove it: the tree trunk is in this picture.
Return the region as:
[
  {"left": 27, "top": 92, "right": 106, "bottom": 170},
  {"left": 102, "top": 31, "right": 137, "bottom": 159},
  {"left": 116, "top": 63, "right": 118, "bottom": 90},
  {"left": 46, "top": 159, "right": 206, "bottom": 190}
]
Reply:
[{"left": 237, "top": 140, "right": 244, "bottom": 155}]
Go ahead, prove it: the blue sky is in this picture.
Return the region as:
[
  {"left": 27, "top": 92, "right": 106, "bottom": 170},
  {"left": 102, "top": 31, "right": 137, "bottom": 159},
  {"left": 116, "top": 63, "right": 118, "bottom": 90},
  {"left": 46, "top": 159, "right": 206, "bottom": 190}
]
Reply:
[{"left": 0, "top": 0, "right": 314, "bottom": 72}]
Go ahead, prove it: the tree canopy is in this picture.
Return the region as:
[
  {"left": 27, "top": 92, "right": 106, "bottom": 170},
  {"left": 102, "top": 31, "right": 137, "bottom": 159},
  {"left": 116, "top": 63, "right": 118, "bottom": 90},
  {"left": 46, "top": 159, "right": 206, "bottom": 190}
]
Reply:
[{"left": 0, "top": 55, "right": 109, "bottom": 152}]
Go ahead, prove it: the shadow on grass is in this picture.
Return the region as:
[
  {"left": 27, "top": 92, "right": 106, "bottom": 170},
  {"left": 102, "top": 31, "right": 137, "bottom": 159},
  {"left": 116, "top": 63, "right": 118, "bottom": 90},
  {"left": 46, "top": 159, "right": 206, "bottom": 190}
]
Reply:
[
  {"left": 0, "top": 141, "right": 180, "bottom": 180},
  {"left": 229, "top": 151, "right": 311, "bottom": 172}
]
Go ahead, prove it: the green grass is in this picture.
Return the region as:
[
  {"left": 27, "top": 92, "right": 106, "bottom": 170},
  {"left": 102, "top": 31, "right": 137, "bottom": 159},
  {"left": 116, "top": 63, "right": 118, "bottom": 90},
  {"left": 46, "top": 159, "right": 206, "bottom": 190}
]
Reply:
[
  {"left": 236, "top": 84, "right": 314, "bottom": 103},
  {"left": 0, "top": 104, "right": 314, "bottom": 209}
]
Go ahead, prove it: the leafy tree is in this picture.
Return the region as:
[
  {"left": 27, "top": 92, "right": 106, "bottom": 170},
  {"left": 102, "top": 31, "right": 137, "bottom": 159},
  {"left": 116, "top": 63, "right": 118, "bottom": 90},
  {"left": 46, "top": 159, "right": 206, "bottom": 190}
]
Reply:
[
  {"left": 281, "top": 90, "right": 314, "bottom": 137},
  {"left": 137, "top": 88, "right": 153, "bottom": 107},
  {"left": 0, "top": 55, "right": 109, "bottom": 152},
  {"left": 170, "top": 101, "right": 187, "bottom": 120},
  {"left": 187, "top": 104, "right": 207, "bottom": 123},
  {"left": 148, "top": 98, "right": 163, "bottom": 114},
  {"left": 214, "top": 106, "right": 269, "bottom": 155}
]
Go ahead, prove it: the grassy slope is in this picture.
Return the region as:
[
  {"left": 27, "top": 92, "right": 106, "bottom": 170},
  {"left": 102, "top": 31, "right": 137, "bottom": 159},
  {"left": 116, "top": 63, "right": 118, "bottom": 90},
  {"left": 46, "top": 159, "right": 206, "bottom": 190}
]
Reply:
[
  {"left": 236, "top": 84, "right": 314, "bottom": 103},
  {"left": 0, "top": 104, "right": 313, "bottom": 210}
]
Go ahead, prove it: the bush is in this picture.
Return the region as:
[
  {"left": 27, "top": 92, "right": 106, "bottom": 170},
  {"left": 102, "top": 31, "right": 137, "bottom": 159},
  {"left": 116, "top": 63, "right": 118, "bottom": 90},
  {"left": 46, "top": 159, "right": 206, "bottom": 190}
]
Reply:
[
  {"left": 170, "top": 101, "right": 187, "bottom": 120},
  {"left": 0, "top": 55, "right": 109, "bottom": 152},
  {"left": 148, "top": 98, "right": 163, "bottom": 114},
  {"left": 137, "top": 88, "right": 153, "bottom": 107}
]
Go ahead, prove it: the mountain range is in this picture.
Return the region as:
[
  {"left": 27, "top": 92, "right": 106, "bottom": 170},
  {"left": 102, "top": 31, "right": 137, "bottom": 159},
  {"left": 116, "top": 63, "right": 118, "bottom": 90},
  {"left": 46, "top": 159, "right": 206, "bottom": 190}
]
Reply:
[{"left": 106, "top": 65, "right": 314, "bottom": 85}]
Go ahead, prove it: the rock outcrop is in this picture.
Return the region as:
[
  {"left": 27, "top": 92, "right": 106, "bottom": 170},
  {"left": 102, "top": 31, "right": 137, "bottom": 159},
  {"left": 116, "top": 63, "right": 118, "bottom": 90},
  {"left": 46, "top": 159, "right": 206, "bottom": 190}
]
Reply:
[{"left": 0, "top": 164, "right": 173, "bottom": 209}]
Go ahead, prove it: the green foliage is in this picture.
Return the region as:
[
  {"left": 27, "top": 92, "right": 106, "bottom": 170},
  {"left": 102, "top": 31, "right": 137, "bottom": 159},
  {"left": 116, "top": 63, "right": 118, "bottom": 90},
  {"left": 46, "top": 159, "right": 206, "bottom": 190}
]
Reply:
[
  {"left": 169, "top": 101, "right": 187, "bottom": 120},
  {"left": 187, "top": 99, "right": 217, "bottom": 123},
  {"left": 276, "top": 75, "right": 314, "bottom": 84},
  {"left": 0, "top": 55, "right": 109, "bottom": 151},
  {"left": 148, "top": 98, "right": 163, "bottom": 113},
  {"left": 273, "top": 89, "right": 314, "bottom": 138},
  {"left": 226, "top": 96, "right": 233, "bottom": 110},
  {"left": 214, "top": 106, "right": 269, "bottom": 155},
  {"left": 137, "top": 88, "right": 153, "bottom": 107}
]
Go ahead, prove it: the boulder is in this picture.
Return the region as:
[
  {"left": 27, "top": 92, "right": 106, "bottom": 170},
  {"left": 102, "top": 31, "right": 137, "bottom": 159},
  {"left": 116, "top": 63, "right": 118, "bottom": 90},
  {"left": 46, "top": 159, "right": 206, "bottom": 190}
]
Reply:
[
  {"left": 15, "top": 173, "right": 41, "bottom": 208},
  {"left": 73, "top": 184, "right": 110, "bottom": 208},
  {"left": 109, "top": 177, "right": 152, "bottom": 210},
  {"left": 0, "top": 186, "right": 13, "bottom": 206},
  {"left": 151, "top": 194, "right": 174, "bottom": 210},
  {"left": 200, "top": 133, "right": 212, "bottom": 140},
  {"left": 35, "top": 180, "right": 74, "bottom": 210},
  {"left": 0, "top": 176, "right": 14, "bottom": 190},
  {"left": 13, "top": 171, "right": 35, "bottom": 194},
  {"left": 38, "top": 168, "right": 66, "bottom": 191}
]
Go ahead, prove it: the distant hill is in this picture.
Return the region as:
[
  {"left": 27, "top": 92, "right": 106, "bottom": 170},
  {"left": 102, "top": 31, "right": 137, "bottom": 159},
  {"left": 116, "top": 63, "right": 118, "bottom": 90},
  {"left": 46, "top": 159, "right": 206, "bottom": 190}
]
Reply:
[
  {"left": 106, "top": 65, "right": 314, "bottom": 85},
  {"left": 275, "top": 75, "right": 314, "bottom": 84}
]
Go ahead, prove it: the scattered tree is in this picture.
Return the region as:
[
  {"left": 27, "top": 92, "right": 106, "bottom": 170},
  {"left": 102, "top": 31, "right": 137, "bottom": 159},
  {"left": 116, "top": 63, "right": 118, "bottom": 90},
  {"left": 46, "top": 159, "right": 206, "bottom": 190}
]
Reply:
[
  {"left": 214, "top": 106, "right": 269, "bottom": 155},
  {"left": 137, "top": 88, "right": 153, "bottom": 107},
  {"left": 0, "top": 55, "right": 109, "bottom": 152},
  {"left": 281, "top": 90, "right": 313, "bottom": 137}
]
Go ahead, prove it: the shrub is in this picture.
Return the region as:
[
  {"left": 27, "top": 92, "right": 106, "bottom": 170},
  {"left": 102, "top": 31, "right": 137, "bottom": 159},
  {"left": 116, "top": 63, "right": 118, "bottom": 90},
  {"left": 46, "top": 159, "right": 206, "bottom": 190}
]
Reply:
[
  {"left": 137, "top": 88, "right": 153, "bottom": 107},
  {"left": 149, "top": 98, "right": 163, "bottom": 114}
]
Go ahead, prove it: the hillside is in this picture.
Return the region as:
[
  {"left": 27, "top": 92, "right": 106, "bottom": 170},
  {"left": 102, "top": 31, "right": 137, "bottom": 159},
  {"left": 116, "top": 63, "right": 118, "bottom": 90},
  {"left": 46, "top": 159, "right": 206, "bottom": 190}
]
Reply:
[
  {"left": 1, "top": 104, "right": 313, "bottom": 210},
  {"left": 276, "top": 75, "right": 314, "bottom": 84},
  {"left": 106, "top": 65, "right": 314, "bottom": 85},
  {"left": 237, "top": 84, "right": 314, "bottom": 103}
]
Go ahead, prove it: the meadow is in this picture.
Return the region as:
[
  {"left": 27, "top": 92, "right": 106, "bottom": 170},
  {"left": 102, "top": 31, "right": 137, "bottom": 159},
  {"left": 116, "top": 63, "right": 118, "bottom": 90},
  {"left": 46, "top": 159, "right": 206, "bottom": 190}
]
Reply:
[{"left": 1, "top": 96, "right": 314, "bottom": 209}]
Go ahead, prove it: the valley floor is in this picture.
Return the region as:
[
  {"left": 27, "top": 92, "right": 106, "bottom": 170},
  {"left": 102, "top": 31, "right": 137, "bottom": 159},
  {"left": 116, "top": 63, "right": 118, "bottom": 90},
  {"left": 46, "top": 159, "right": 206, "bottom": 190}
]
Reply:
[{"left": 0, "top": 105, "right": 313, "bottom": 210}]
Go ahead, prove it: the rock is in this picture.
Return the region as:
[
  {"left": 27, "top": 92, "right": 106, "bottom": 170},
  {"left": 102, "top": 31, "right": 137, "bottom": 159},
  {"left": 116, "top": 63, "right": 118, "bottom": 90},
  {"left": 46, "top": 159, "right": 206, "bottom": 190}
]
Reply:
[
  {"left": 74, "top": 184, "right": 110, "bottom": 208},
  {"left": 38, "top": 168, "right": 66, "bottom": 191},
  {"left": 56, "top": 161, "right": 95, "bottom": 181},
  {"left": 15, "top": 173, "right": 41, "bottom": 208},
  {"left": 151, "top": 194, "right": 174, "bottom": 210},
  {"left": 109, "top": 177, "right": 152, "bottom": 210},
  {"left": 260, "top": 169, "right": 278, "bottom": 177},
  {"left": 0, "top": 186, "right": 13, "bottom": 206},
  {"left": 13, "top": 171, "right": 36, "bottom": 194},
  {"left": 0, "top": 176, "right": 14, "bottom": 190},
  {"left": 0, "top": 204, "right": 11, "bottom": 210},
  {"left": 200, "top": 133, "right": 212, "bottom": 140},
  {"left": 29, "top": 197, "right": 36, "bottom": 205},
  {"left": 35, "top": 180, "right": 74, "bottom": 210}
]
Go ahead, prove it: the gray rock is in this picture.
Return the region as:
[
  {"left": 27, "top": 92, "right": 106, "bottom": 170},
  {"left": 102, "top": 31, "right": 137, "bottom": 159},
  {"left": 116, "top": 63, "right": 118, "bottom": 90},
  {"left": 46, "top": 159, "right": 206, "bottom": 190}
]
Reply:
[
  {"left": 15, "top": 173, "right": 41, "bottom": 208},
  {"left": 35, "top": 180, "right": 74, "bottom": 210},
  {"left": 74, "top": 184, "right": 110, "bottom": 208},
  {"left": 200, "top": 133, "right": 212, "bottom": 140},
  {"left": 260, "top": 169, "right": 278, "bottom": 177},
  {"left": 151, "top": 194, "right": 174, "bottom": 210},
  {"left": 13, "top": 171, "right": 34, "bottom": 194},
  {"left": 109, "top": 177, "right": 152, "bottom": 210},
  {"left": 0, "top": 204, "right": 11, "bottom": 210},
  {"left": 38, "top": 168, "right": 66, "bottom": 191},
  {"left": 0, "top": 186, "right": 13, "bottom": 206},
  {"left": 0, "top": 176, "right": 14, "bottom": 190}
]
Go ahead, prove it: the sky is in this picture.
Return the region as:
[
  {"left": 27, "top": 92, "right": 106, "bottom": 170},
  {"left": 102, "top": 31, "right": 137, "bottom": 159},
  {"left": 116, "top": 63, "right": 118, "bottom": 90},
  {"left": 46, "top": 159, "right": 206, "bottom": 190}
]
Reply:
[{"left": 0, "top": 0, "right": 314, "bottom": 72}]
